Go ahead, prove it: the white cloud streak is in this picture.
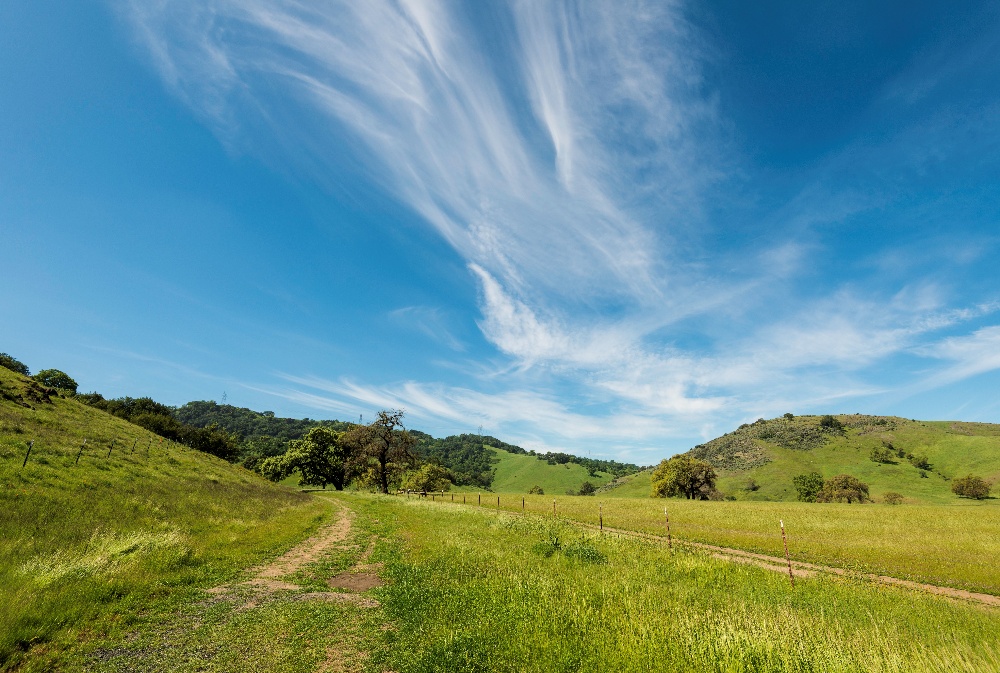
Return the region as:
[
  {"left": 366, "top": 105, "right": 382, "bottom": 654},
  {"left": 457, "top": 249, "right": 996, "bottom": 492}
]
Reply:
[{"left": 122, "top": 0, "right": 1000, "bottom": 454}]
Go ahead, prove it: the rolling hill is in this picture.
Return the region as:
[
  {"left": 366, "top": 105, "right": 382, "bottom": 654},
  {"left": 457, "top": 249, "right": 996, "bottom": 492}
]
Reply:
[
  {"left": 0, "top": 365, "right": 326, "bottom": 668},
  {"left": 607, "top": 414, "right": 1000, "bottom": 503}
]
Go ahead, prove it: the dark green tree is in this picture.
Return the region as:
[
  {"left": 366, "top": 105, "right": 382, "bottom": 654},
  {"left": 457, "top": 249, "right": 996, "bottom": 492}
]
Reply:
[
  {"left": 792, "top": 472, "right": 824, "bottom": 502},
  {"left": 0, "top": 353, "right": 29, "bottom": 376},
  {"left": 578, "top": 481, "right": 597, "bottom": 496},
  {"left": 33, "top": 369, "right": 78, "bottom": 393},
  {"left": 259, "top": 426, "right": 349, "bottom": 489},
  {"left": 651, "top": 455, "right": 717, "bottom": 500},
  {"left": 952, "top": 475, "right": 991, "bottom": 500}
]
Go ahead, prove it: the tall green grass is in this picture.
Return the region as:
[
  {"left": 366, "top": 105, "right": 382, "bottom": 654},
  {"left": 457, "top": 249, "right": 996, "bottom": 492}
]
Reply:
[
  {"left": 0, "top": 369, "right": 329, "bottom": 670},
  {"left": 415, "top": 492, "right": 1000, "bottom": 594},
  {"left": 347, "top": 494, "right": 1000, "bottom": 673}
]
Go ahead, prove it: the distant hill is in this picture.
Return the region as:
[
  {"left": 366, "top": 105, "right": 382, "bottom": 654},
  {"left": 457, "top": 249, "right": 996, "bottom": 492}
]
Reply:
[
  {"left": 178, "top": 401, "right": 644, "bottom": 489},
  {"left": 651, "top": 414, "right": 1000, "bottom": 504},
  {"left": 174, "top": 400, "right": 354, "bottom": 441}
]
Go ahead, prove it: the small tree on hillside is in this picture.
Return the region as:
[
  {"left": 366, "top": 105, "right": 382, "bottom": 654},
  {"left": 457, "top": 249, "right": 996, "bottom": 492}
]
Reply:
[
  {"left": 0, "top": 353, "right": 29, "bottom": 376},
  {"left": 33, "top": 369, "right": 78, "bottom": 393},
  {"left": 952, "top": 475, "right": 991, "bottom": 500},
  {"left": 816, "top": 474, "right": 870, "bottom": 503},
  {"left": 651, "top": 455, "right": 717, "bottom": 500},
  {"left": 528, "top": 485, "right": 544, "bottom": 495},
  {"left": 578, "top": 481, "right": 597, "bottom": 496},
  {"left": 819, "top": 415, "right": 843, "bottom": 431},
  {"left": 792, "top": 472, "right": 824, "bottom": 502}
]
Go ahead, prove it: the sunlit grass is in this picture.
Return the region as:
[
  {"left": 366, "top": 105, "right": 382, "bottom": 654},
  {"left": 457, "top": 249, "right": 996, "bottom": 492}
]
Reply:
[{"left": 344, "top": 493, "right": 1000, "bottom": 673}]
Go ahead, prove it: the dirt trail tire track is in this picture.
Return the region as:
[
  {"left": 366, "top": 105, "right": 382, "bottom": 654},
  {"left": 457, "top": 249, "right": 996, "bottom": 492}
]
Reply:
[{"left": 207, "top": 500, "right": 380, "bottom": 608}]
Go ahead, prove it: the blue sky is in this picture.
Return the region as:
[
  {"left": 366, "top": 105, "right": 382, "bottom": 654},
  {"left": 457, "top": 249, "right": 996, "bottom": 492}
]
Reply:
[{"left": 3, "top": 1, "right": 1000, "bottom": 463}]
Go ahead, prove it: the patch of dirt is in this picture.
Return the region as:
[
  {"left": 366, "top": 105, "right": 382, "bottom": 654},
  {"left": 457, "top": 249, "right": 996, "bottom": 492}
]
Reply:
[{"left": 328, "top": 572, "right": 384, "bottom": 592}]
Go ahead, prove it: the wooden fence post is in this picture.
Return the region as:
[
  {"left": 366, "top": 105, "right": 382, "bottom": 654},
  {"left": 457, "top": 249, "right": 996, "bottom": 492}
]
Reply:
[
  {"left": 21, "top": 440, "right": 34, "bottom": 468},
  {"left": 781, "top": 520, "right": 794, "bottom": 587},
  {"left": 664, "top": 507, "right": 671, "bottom": 551},
  {"left": 599, "top": 502, "right": 603, "bottom": 531},
  {"left": 75, "top": 439, "right": 87, "bottom": 465},
  {"left": 478, "top": 493, "right": 481, "bottom": 506},
  {"left": 497, "top": 495, "right": 500, "bottom": 510},
  {"left": 553, "top": 499, "right": 556, "bottom": 517},
  {"left": 522, "top": 497, "right": 525, "bottom": 512},
  {"left": 463, "top": 494, "right": 466, "bottom": 504},
  {"left": 106, "top": 440, "right": 116, "bottom": 459}
]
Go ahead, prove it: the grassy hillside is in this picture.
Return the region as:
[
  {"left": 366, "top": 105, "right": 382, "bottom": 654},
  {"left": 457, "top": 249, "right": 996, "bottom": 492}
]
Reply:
[
  {"left": 0, "top": 366, "right": 328, "bottom": 669},
  {"left": 600, "top": 469, "right": 653, "bottom": 497},
  {"left": 683, "top": 414, "right": 1000, "bottom": 503},
  {"left": 485, "top": 447, "right": 613, "bottom": 493}
]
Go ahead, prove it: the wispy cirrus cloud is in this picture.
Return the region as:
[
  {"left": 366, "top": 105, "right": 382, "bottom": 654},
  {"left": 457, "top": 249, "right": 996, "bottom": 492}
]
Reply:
[{"left": 123, "top": 0, "right": 1000, "bottom": 455}]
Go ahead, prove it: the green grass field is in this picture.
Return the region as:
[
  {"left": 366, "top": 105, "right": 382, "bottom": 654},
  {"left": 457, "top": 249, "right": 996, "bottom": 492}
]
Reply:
[
  {"left": 444, "top": 493, "right": 1000, "bottom": 594},
  {"left": 346, "top": 495, "right": 1000, "bottom": 672}
]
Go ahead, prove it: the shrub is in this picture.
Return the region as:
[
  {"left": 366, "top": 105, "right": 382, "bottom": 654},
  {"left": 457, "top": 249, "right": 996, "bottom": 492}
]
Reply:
[
  {"left": 952, "top": 475, "right": 991, "bottom": 500},
  {"left": 0, "top": 353, "right": 29, "bottom": 375},
  {"left": 869, "top": 445, "right": 895, "bottom": 464},
  {"left": 792, "top": 472, "right": 824, "bottom": 502},
  {"left": 783, "top": 412, "right": 794, "bottom": 420},
  {"left": 32, "top": 369, "right": 78, "bottom": 393},
  {"left": 819, "top": 415, "right": 843, "bottom": 431},
  {"left": 883, "top": 492, "right": 904, "bottom": 505},
  {"left": 909, "top": 454, "right": 931, "bottom": 470},
  {"left": 816, "top": 474, "right": 870, "bottom": 503},
  {"left": 742, "top": 479, "right": 760, "bottom": 492},
  {"left": 528, "top": 485, "right": 544, "bottom": 495},
  {"left": 578, "top": 481, "right": 597, "bottom": 496}
]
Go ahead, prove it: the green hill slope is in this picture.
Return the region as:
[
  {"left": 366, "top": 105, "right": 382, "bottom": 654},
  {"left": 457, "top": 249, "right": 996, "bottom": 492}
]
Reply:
[
  {"left": 0, "top": 366, "right": 326, "bottom": 668},
  {"left": 687, "top": 414, "right": 1000, "bottom": 503},
  {"left": 600, "top": 469, "right": 653, "bottom": 497},
  {"left": 485, "top": 447, "right": 613, "bottom": 494}
]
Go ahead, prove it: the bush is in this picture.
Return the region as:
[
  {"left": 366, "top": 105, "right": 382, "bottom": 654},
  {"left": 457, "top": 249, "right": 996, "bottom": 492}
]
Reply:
[
  {"left": 783, "top": 412, "right": 794, "bottom": 420},
  {"left": 909, "top": 454, "right": 931, "bottom": 470},
  {"left": 742, "top": 479, "right": 760, "bottom": 492},
  {"left": 32, "top": 369, "right": 78, "bottom": 393},
  {"left": 819, "top": 415, "right": 843, "bottom": 431},
  {"left": 528, "top": 485, "right": 544, "bottom": 495},
  {"left": 952, "top": 475, "right": 991, "bottom": 500},
  {"left": 0, "top": 353, "right": 29, "bottom": 375},
  {"left": 578, "top": 481, "right": 597, "bottom": 496},
  {"left": 883, "top": 492, "right": 904, "bottom": 505},
  {"left": 869, "top": 445, "right": 894, "bottom": 464},
  {"left": 403, "top": 463, "right": 453, "bottom": 492},
  {"left": 816, "top": 474, "right": 870, "bottom": 503},
  {"left": 792, "top": 472, "right": 824, "bottom": 502}
]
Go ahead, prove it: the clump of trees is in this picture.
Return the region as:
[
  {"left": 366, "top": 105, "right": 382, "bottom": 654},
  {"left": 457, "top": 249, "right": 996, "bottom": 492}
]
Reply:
[
  {"left": 815, "top": 474, "right": 870, "bottom": 503},
  {"left": 651, "top": 455, "right": 718, "bottom": 500},
  {"left": 0, "top": 353, "right": 30, "bottom": 375},
  {"left": 33, "top": 369, "right": 78, "bottom": 394},
  {"left": 952, "top": 475, "right": 991, "bottom": 500},
  {"left": 402, "top": 463, "right": 452, "bottom": 492},
  {"left": 794, "top": 472, "right": 870, "bottom": 503}
]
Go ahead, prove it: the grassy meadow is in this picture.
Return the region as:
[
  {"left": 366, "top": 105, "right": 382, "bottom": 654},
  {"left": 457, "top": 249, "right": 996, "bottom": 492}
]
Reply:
[
  {"left": 484, "top": 447, "right": 613, "bottom": 493},
  {"left": 351, "top": 494, "right": 1000, "bottom": 672},
  {"left": 430, "top": 493, "right": 1000, "bottom": 595}
]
